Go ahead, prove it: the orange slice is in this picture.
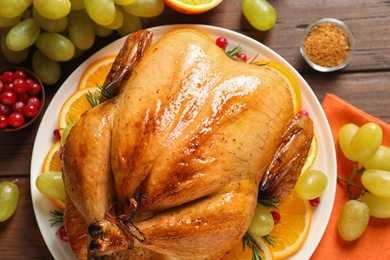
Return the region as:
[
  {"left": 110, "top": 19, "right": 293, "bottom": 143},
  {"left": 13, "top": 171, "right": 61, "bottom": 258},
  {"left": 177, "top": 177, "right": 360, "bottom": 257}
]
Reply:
[
  {"left": 58, "top": 87, "right": 100, "bottom": 133},
  {"left": 41, "top": 141, "right": 65, "bottom": 210},
  {"left": 163, "top": 0, "right": 223, "bottom": 14},
  {"left": 255, "top": 61, "right": 302, "bottom": 114},
  {"left": 301, "top": 133, "right": 318, "bottom": 174},
  {"left": 269, "top": 189, "right": 312, "bottom": 259},
  {"left": 78, "top": 55, "right": 116, "bottom": 90},
  {"left": 222, "top": 235, "right": 274, "bottom": 260}
]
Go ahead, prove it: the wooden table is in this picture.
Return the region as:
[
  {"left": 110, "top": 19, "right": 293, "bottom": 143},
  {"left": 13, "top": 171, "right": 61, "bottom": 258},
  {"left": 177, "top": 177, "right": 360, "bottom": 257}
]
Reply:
[{"left": 1, "top": 0, "right": 389, "bottom": 259}]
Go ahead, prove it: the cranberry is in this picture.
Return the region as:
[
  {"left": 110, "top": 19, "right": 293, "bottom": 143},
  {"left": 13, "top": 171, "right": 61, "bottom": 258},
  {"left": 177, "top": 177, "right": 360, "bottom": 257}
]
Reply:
[
  {"left": 309, "top": 197, "right": 321, "bottom": 207},
  {"left": 23, "top": 105, "right": 38, "bottom": 117},
  {"left": 8, "top": 112, "right": 25, "bottom": 128},
  {"left": 13, "top": 78, "right": 28, "bottom": 94},
  {"left": 0, "top": 104, "right": 11, "bottom": 116},
  {"left": 53, "top": 129, "right": 61, "bottom": 140},
  {"left": 216, "top": 36, "right": 228, "bottom": 49},
  {"left": 237, "top": 52, "right": 248, "bottom": 62},
  {"left": 298, "top": 109, "right": 309, "bottom": 116},
  {"left": 12, "top": 101, "right": 25, "bottom": 113},
  {"left": 14, "top": 69, "right": 26, "bottom": 79},
  {"left": 3, "top": 82, "right": 13, "bottom": 92},
  {"left": 0, "top": 115, "right": 8, "bottom": 129},
  {"left": 16, "top": 93, "right": 29, "bottom": 103},
  {"left": 2, "top": 71, "right": 16, "bottom": 84},
  {"left": 57, "top": 226, "right": 69, "bottom": 242},
  {"left": 1, "top": 90, "right": 17, "bottom": 105},
  {"left": 0, "top": 80, "right": 3, "bottom": 92},
  {"left": 271, "top": 211, "right": 281, "bottom": 224},
  {"left": 28, "top": 82, "right": 41, "bottom": 96},
  {"left": 27, "top": 96, "right": 41, "bottom": 108}
]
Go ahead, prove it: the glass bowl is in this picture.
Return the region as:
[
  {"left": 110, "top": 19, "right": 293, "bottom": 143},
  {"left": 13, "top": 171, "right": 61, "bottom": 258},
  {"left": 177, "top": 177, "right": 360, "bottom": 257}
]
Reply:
[
  {"left": 0, "top": 66, "right": 45, "bottom": 131},
  {"left": 300, "top": 18, "right": 355, "bottom": 72}
]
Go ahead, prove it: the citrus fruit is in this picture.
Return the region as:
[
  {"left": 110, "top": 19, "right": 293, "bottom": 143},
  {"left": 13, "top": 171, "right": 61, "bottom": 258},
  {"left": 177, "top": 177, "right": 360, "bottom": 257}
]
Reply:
[
  {"left": 163, "top": 0, "right": 223, "bottom": 14},
  {"left": 301, "top": 133, "right": 318, "bottom": 174},
  {"left": 222, "top": 234, "right": 274, "bottom": 260},
  {"left": 58, "top": 87, "right": 100, "bottom": 133},
  {"left": 255, "top": 61, "right": 302, "bottom": 114},
  {"left": 78, "top": 54, "right": 116, "bottom": 90},
  {"left": 268, "top": 189, "right": 312, "bottom": 259},
  {"left": 41, "top": 141, "right": 65, "bottom": 210}
]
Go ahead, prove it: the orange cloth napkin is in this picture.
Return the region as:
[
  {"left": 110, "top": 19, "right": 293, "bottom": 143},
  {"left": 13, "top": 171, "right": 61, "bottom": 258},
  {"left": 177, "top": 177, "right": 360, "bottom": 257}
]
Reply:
[{"left": 311, "top": 93, "right": 390, "bottom": 259}]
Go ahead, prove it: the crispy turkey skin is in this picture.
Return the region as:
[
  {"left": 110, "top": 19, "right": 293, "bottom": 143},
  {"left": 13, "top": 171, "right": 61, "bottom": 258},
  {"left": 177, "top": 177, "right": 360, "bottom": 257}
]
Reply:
[{"left": 62, "top": 28, "right": 311, "bottom": 259}]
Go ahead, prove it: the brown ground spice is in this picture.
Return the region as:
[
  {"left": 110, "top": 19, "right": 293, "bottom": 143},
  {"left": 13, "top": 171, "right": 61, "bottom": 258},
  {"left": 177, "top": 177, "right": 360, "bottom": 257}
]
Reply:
[{"left": 303, "top": 23, "right": 350, "bottom": 68}]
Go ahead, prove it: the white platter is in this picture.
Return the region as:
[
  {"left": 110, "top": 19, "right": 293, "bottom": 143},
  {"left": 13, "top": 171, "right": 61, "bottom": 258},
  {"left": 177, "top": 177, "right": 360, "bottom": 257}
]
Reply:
[{"left": 31, "top": 24, "right": 337, "bottom": 260}]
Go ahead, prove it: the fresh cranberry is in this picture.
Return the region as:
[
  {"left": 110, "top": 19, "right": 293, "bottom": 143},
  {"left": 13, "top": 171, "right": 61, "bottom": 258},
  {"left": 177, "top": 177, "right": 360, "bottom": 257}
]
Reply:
[
  {"left": 13, "top": 78, "right": 28, "bottom": 94},
  {"left": 216, "top": 36, "right": 228, "bottom": 49},
  {"left": 23, "top": 105, "right": 38, "bottom": 117},
  {"left": 2, "top": 71, "right": 16, "bottom": 84},
  {"left": 309, "top": 197, "right": 321, "bottom": 207},
  {"left": 237, "top": 52, "right": 248, "bottom": 62},
  {"left": 271, "top": 211, "right": 281, "bottom": 224},
  {"left": 0, "top": 104, "right": 11, "bottom": 116},
  {"left": 0, "top": 115, "right": 8, "bottom": 129},
  {"left": 57, "top": 226, "right": 69, "bottom": 242},
  {"left": 16, "top": 93, "right": 29, "bottom": 103},
  {"left": 53, "top": 129, "right": 61, "bottom": 140},
  {"left": 27, "top": 96, "right": 41, "bottom": 108},
  {"left": 28, "top": 82, "right": 41, "bottom": 96},
  {"left": 0, "top": 79, "right": 3, "bottom": 92},
  {"left": 12, "top": 101, "right": 25, "bottom": 113},
  {"left": 3, "top": 82, "right": 13, "bottom": 92},
  {"left": 298, "top": 109, "right": 309, "bottom": 116},
  {"left": 1, "top": 90, "right": 17, "bottom": 105},
  {"left": 14, "top": 69, "right": 26, "bottom": 79},
  {"left": 8, "top": 112, "right": 25, "bottom": 128}
]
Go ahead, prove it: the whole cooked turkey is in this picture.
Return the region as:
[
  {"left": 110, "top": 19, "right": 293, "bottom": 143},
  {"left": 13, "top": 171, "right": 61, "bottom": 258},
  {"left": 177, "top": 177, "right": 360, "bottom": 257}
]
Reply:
[{"left": 62, "top": 28, "right": 314, "bottom": 259}]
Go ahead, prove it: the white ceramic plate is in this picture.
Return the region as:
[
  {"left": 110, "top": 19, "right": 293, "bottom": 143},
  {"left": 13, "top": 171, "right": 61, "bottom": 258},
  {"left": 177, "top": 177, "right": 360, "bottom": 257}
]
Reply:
[{"left": 31, "top": 24, "right": 337, "bottom": 260}]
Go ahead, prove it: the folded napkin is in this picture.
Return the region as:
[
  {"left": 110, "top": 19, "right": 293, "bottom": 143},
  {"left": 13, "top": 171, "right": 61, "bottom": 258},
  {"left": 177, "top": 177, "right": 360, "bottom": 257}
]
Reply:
[{"left": 311, "top": 93, "right": 390, "bottom": 259}]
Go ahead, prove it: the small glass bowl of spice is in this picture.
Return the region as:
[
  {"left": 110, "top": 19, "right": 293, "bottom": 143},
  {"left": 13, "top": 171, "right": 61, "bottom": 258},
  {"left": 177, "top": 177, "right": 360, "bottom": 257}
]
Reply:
[{"left": 300, "top": 18, "right": 355, "bottom": 72}]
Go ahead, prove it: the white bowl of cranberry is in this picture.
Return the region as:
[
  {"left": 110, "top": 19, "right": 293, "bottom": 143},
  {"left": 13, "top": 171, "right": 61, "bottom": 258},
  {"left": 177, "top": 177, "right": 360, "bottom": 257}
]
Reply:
[{"left": 0, "top": 67, "right": 45, "bottom": 131}]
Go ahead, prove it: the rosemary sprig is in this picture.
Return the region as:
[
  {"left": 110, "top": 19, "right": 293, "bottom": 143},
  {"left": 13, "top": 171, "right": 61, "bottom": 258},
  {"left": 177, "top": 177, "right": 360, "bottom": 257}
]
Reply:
[
  {"left": 86, "top": 84, "right": 115, "bottom": 108},
  {"left": 49, "top": 210, "right": 64, "bottom": 227},
  {"left": 258, "top": 194, "right": 280, "bottom": 210},
  {"left": 226, "top": 45, "right": 244, "bottom": 58},
  {"left": 243, "top": 232, "right": 263, "bottom": 260}
]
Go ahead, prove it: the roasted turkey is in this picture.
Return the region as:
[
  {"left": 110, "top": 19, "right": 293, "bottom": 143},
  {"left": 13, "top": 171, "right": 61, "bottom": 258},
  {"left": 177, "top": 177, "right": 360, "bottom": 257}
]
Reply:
[{"left": 62, "top": 28, "right": 314, "bottom": 260}]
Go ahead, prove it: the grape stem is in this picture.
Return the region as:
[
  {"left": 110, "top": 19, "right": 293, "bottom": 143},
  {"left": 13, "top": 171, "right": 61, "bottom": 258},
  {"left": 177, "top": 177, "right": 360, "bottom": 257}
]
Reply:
[{"left": 337, "top": 162, "right": 366, "bottom": 200}]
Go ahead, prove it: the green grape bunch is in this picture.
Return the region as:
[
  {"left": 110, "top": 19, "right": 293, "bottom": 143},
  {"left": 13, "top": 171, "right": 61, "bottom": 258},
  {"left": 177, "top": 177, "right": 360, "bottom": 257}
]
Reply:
[
  {"left": 0, "top": 0, "right": 165, "bottom": 85},
  {"left": 337, "top": 121, "right": 390, "bottom": 241}
]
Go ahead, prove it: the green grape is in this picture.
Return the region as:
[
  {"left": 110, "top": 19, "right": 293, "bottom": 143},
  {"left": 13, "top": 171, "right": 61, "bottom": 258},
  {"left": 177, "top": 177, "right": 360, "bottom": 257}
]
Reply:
[
  {"left": 1, "top": 28, "right": 29, "bottom": 64},
  {"left": 68, "top": 10, "right": 95, "bottom": 50},
  {"left": 295, "top": 169, "right": 328, "bottom": 200},
  {"left": 36, "top": 32, "right": 75, "bottom": 61},
  {"left": 0, "top": 15, "right": 20, "bottom": 27},
  {"left": 6, "top": 18, "right": 40, "bottom": 51},
  {"left": 0, "top": 180, "right": 19, "bottom": 222},
  {"left": 338, "top": 123, "right": 359, "bottom": 160},
  {"left": 32, "top": 7, "right": 68, "bottom": 33},
  {"left": 349, "top": 122, "right": 383, "bottom": 163},
  {"left": 362, "top": 192, "right": 390, "bottom": 218},
  {"left": 242, "top": 0, "right": 276, "bottom": 31},
  {"left": 36, "top": 172, "right": 66, "bottom": 200},
  {"left": 33, "top": 0, "right": 71, "bottom": 20},
  {"left": 94, "top": 22, "right": 113, "bottom": 37},
  {"left": 70, "top": 0, "right": 85, "bottom": 10},
  {"left": 338, "top": 200, "right": 370, "bottom": 241},
  {"left": 104, "top": 7, "right": 124, "bottom": 30},
  {"left": 116, "top": 7, "right": 142, "bottom": 37},
  {"left": 84, "top": 0, "right": 116, "bottom": 26},
  {"left": 61, "top": 123, "right": 74, "bottom": 146},
  {"left": 114, "top": 0, "right": 137, "bottom": 5},
  {"left": 123, "top": 0, "right": 165, "bottom": 18},
  {"left": 247, "top": 203, "right": 274, "bottom": 237},
  {"left": 361, "top": 169, "right": 390, "bottom": 198},
  {"left": 32, "top": 50, "right": 61, "bottom": 85},
  {"left": 363, "top": 145, "right": 390, "bottom": 171},
  {"left": 0, "top": 0, "right": 32, "bottom": 19}
]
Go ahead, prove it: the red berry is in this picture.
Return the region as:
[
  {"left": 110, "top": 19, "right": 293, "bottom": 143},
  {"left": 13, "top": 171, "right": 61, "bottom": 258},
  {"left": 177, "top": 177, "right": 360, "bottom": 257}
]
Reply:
[
  {"left": 0, "top": 79, "right": 3, "bottom": 92},
  {"left": 13, "top": 101, "right": 25, "bottom": 113},
  {"left": 8, "top": 112, "right": 25, "bottom": 128},
  {"left": 2, "top": 71, "right": 16, "bottom": 84},
  {"left": 1, "top": 90, "right": 17, "bottom": 105},
  {"left": 237, "top": 52, "right": 248, "bottom": 62},
  {"left": 14, "top": 69, "right": 26, "bottom": 79},
  {"left": 16, "top": 93, "right": 29, "bottom": 103},
  {"left": 13, "top": 78, "right": 28, "bottom": 94},
  {"left": 298, "top": 109, "right": 309, "bottom": 116},
  {"left": 309, "top": 197, "right": 321, "bottom": 207},
  {"left": 57, "top": 226, "right": 69, "bottom": 242},
  {"left": 216, "top": 36, "right": 228, "bottom": 49},
  {"left": 28, "top": 82, "right": 41, "bottom": 96},
  {"left": 0, "top": 115, "right": 8, "bottom": 129},
  {"left": 23, "top": 105, "right": 38, "bottom": 117},
  {"left": 27, "top": 96, "right": 41, "bottom": 108},
  {"left": 271, "top": 211, "right": 281, "bottom": 224},
  {"left": 0, "top": 104, "right": 11, "bottom": 116},
  {"left": 53, "top": 129, "right": 61, "bottom": 140},
  {"left": 3, "top": 82, "right": 13, "bottom": 92}
]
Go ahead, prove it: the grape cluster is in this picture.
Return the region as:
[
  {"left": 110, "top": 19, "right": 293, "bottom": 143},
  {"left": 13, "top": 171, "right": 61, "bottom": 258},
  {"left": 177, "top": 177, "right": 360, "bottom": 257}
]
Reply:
[
  {"left": 337, "top": 122, "right": 390, "bottom": 241},
  {"left": 0, "top": 0, "right": 165, "bottom": 85}
]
